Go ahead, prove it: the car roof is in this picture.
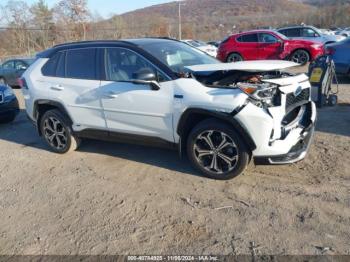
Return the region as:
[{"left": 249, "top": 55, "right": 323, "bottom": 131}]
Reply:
[
  {"left": 37, "top": 38, "right": 181, "bottom": 58},
  {"left": 232, "top": 29, "right": 279, "bottom": 36}
]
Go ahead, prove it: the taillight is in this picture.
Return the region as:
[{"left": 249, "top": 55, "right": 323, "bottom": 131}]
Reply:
[
  {"left": 17, "top": 77, "right": 28, "bottom": 89},
  {"left": 326, "top": 47, "right": 336, "bottom": 55}
]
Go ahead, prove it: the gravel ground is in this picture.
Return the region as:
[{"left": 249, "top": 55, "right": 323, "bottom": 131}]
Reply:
[{"left": 0, "top": 69, "right": 349, "bottom": 255}]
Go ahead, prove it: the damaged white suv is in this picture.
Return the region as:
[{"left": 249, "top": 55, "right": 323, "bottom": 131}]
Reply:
[{"left": 21, "top": 38, "right": 316, "bottom": 179}]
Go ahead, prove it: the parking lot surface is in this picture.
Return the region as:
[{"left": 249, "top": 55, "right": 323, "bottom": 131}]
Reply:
[{"left": 0, "top": 70, "right": 349, "bottom": 255}]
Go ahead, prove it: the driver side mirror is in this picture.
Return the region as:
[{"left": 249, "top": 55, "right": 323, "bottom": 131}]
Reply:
[
  {"left": 132, "top": 68, "right": 160, "bottom": 91},
  {"left": 18, "top": 65, "right": 28, "bottom": 71}
]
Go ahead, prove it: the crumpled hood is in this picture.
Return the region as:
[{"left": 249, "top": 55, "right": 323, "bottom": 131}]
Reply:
[{"left": 185, "top": 60, "right": 300, "bottom": 73}]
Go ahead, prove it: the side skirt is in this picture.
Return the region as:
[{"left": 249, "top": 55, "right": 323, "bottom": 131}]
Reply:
[{"left": 75, "top": 129, "right": 177, "bottom": 150}]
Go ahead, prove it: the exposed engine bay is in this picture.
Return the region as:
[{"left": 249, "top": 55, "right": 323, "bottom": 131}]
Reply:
[
  {"left": 190, "top": 70, "right": 298, "bottom": 108},
  {"left": 190, "top": 70, "right": 295, "bottom": 87}
]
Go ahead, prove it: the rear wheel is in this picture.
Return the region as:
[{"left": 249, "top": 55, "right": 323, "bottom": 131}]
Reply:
[
  {"left": 40, "top": 109, "right": 80, "bottom": 153},
  {"left": 290, "top": 49, "right": 310, "bottom": 65},
  {"left": 187, "top": 119, "right": 250, "bottom": 180},
  {"left": 226, "top": 53, "right": 243, "bottom": 63}
]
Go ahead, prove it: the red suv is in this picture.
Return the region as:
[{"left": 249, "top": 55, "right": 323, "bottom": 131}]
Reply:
[{"left": 217, "top": 30, "right": 325, "bottom": 65}]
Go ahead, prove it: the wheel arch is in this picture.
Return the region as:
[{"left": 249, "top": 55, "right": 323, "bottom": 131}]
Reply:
[
  {"left": 176, "top": 108, "right": 256, "bottom": 157},
  {"left": 33, "top": 99, "right": 73, "bottom": 135}
]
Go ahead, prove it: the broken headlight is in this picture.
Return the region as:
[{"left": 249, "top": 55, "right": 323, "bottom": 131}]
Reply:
[{"left": 237, "top": 82, "right": 278, "bottom": 107}]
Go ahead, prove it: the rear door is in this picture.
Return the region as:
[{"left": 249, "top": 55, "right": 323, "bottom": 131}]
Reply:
[
  {"left": 258, "top": 33, "right": 282, "bottom": 59},
  {"left": 279, "top": 28, "right": 301, "bottom": 40},
  {"left": 236, "top": 33, "right": 259, "bottom": 60},
  {"left": 43, "top": 48, "right": 106, "bottom": 131}
]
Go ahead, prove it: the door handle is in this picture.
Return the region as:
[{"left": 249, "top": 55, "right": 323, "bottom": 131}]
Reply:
[
  {"left": 104, "top": 91, "right": 119, "bottom": 98},
  {"left": 51, "top": 85, "right": 64, "bottom": 91}
]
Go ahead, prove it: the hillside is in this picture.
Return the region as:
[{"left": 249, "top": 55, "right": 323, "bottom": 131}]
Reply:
[{"left": 100, "top": 0, "right": 315, "bottom": 40}]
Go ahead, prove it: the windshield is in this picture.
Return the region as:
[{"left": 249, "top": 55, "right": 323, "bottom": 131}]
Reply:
[{"left": 142, "top": 41, "right": 220, "bottom": 74}]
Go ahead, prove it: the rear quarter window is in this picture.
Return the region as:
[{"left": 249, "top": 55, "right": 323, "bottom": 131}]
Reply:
[{"left": 41, "top": 52, "right": 61, "bottom": 77}]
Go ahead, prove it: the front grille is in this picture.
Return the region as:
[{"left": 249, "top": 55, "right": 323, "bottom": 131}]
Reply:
[
  {"left": 286, "top": 88, "right": 310, "bottom": 112},
  {"left": 0, "top": 92, "right": 3, "bottom": 103}
]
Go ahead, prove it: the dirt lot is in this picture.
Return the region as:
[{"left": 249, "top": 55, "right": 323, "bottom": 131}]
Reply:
[{"left": 0, "top": 68, "right": 349, "bottom": 255}]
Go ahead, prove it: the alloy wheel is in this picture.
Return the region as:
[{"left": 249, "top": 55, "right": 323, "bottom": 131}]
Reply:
[
  {"left": 193, "top": 130, "right": 239, "bottom": 174},
  {"left": 227, "top": 53, "right": 242, "bottom": 63},
  {"left": 43, "top": 117, "right": 68, "bottom": 150},
  {"left": 291, "top": 50, "right": 309, "bottom": 64}
]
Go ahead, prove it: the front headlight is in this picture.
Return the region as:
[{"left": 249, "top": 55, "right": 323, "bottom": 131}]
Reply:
[
  {"left": 237, "top": 82, "right": 278, "bottom": 107},
  {"left": 3, "top": 86, "right": 15, "bottom": 98}
]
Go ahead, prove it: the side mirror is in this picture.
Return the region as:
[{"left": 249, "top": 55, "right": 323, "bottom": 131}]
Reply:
[
  {"left": 132, "top": 68, "right": 157, "bottom": 82},
  {"left": 132, "top": 68, "right": 160, "bottom": 90},
  {"left": 19, "top": 65, "right": 28, "bottom": 70}
]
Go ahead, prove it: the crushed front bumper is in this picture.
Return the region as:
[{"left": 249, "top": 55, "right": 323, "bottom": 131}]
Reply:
[{"left": 235, "top": 100, "right": 317, "bottom": 164}]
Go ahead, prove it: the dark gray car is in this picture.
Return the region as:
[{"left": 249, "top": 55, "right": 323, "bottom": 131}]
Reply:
[
  {"left": 327, "top": 38, "right": 350, "bottom": 76},
  {"left": 0, "top": 58, "right": 34, "bottom": 86}
]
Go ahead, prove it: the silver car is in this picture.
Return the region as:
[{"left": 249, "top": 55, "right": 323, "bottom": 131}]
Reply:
[{"left": 278, "top": 25, "right": 345, "bottom": 45}]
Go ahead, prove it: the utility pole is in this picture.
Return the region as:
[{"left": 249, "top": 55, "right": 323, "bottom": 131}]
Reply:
[{"left": 178, "top": 1, "right": 185, "bottom": 40}]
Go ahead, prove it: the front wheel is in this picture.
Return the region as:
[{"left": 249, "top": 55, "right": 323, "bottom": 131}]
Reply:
[
  {"left": 290, "top": 49, "right": 310, "bottom": 65},
  {"left": 187, "top": 119, "right": 250, "bottom": 180},
  {"left": 40, "top": 109, "right": 80, "bottom": 154}
]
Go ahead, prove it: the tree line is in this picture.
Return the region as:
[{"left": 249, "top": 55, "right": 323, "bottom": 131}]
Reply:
[{"left": 0, "top": 0, "right": 349, "bottom": 59}]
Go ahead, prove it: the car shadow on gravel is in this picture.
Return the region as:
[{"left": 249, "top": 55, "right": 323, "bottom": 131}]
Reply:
[
  {"left": 0, "top": 110, "right": 48, "bottom": 150},
  {"left": 78, "top": 139, "right": 200, "bottom": 176}
]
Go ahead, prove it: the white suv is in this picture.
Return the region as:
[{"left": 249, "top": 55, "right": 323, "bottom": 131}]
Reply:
[{"left": 21, "top": 39, "right": 316, "bottom": 179}]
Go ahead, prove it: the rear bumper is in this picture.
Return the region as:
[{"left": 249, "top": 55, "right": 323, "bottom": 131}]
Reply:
[{"left": 0, "top": 96, "right": 19, "bottom": 119}]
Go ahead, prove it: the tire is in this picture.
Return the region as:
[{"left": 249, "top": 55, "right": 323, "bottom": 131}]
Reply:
[
  {"left": 290, "top": 49, "right": 310, "bottom": 65},
  {"left": 226, "top": 53, "right": 243, "bottom": 63},
  {"left": 40, "top": 109, "right": 80, "bottom": 154},
  {"left": 187, "top": 118, "right": 250, "bottom": 180}
]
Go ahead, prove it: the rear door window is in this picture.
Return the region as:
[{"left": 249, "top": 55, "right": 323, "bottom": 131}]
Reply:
[
  {"left": 237, "top": 34, "right": 258, "bottom": 42},
  {"left": 284, "top": 28, "right": 301, "bottom": 37},
  {"left": 2, "top": 61, "right": 15, "bottom": 70},
  {"left": 66, "top": 48, "right": 97, "bottom": 79}
]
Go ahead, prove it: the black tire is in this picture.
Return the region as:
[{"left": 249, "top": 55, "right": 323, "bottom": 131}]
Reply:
[
  {"left": 226, "top": 53, "right": 243, "bottom": 63},
  {"left": 40, "top": 109, "right": 80, "bottom": 154},
  {"left": 290, "top": 49, "right": 310, "bottom": 65},
  {"left": 187, "top": 118, "right": 250, "bottom": 180}
]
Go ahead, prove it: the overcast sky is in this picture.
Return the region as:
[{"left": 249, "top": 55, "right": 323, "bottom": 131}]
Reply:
[{"left": 0, "top": 0, "right": 175, "bottom": 18}]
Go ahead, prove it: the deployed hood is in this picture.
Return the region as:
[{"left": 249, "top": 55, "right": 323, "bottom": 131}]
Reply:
[{"left": 185, "top": 60, "right": 300, "bottom": 73}]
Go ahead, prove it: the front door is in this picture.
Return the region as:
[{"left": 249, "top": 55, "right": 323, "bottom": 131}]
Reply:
[
  {"left": 100, "top": 47, "right": 174, "bottom": 142},
  {"left": 258, "top": 33, "right": 282, "bottom": 59}
]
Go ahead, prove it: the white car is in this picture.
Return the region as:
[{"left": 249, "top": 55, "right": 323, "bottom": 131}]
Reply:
[
  {"left": 182, "top": 39, "right": 218, "bottom": 57},
  {"left": 21, "top": 38, "right": 316, "bottom": 180},
  {"left": 336, "top": 28, "right": 350, "bottom": 38}
]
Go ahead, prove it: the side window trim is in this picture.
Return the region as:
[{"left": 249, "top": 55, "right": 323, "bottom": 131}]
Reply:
[{"left": 102, "top": 47, "right": 171, "bottom": 82}]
